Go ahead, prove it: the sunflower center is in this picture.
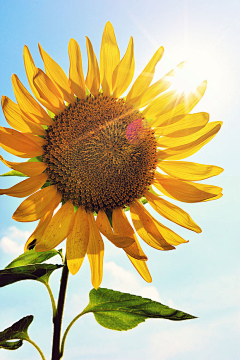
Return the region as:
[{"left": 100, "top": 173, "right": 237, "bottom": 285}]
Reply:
[{"left": 43, "top": 95, "right": 157, "bottom": 212}]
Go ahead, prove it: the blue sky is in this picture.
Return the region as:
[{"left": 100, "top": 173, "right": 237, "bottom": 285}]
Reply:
[{"left": 0, "top": 0, "right": 239, "bottom": 359}]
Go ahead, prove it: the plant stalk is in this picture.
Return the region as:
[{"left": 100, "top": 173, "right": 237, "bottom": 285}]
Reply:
[{"left": 51, "top": 258, "right": 69, "bottom": 360}]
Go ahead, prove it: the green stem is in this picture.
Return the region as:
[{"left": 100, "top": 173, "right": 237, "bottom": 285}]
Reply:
[
  {"left": 45, "top": 282, "right": 57, "bottom": 318},
  {"left": 60, "top": 311, "right": 85, "bottom": 358},
  {"left": 26, "top": 338, "right": 46, "bottom": 360},
  {"left": 51, "top": 258, "right": 69, "bottom": 360}
]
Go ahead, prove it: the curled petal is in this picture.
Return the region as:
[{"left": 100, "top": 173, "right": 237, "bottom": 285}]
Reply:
[
  {"left": 112, "top": 208, "right": 147, "bottom": 260},
  {"left": 38, "top": 43, "right": 75, "bottom": 103},
  {"left": 130, "top": 201, "right": 175, "bottom": 249},
  {"left": 96, "top": 210, "right": 134, "bottom": 248}
]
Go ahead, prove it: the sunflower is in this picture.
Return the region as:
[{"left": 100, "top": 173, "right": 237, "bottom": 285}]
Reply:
[{"left": 0, "top": 22, "right": 223, "bottom": 289}]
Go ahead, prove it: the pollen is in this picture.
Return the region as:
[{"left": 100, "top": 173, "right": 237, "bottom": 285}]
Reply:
[{"left": 43, "top": 95, "right": 157, "bottom": 212}]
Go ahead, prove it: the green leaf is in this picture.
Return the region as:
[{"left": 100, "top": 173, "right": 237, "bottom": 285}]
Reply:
[
  {"left": 28, "top": 156, "right": 43, "bottom": 162},
  {"left": 0, "top": 264, "right": 63, "bottom": 287},
  {"left": 0, "top": 316, "right": 33, "bottom": 343},
  {"left": 5, "top": 249, "right": 61, "bottom": 269},
  {"left": 0, "top": 170, "right": 27, "bottom": 177},
  {"left": 46, "top": 109, "right": 55, "bottom": 119},
  {"left": 0, "top": 340, "right": 23, "bottom": 350},
  {"left": 83, "top": 288, "right": 196, "bottom": 331}
]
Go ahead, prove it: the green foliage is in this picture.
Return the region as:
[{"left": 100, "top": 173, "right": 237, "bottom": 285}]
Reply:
[
  {"left": 0, "top": 340, "right": 23, "bottom": 350},
  {"left": 83, "top": 288, "right": 196, "bottom": 331},
  {"left": 0, "top": 264, "right": 63, "bottom": 287},
  {"left": 0, "top": 316, "right": 33, "bottom": 349},
  {"left": 46, "top": 109, "right": 55, "bottom": 119},
  {"left": 0, "top": 170, "right": 27, "bottom": 177},
  {"left": 5, "top": 249, "right": 61, "bottom": 269}
]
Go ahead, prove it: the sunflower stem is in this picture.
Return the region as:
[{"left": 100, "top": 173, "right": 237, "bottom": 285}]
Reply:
[{"left": 51, "top": 256, "right": 69, "bottom": 360}]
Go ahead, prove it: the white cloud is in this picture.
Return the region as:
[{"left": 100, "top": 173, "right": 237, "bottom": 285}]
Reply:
[
  {"left": 0, "top": 226, "right": 31, "bottom": 255},
  {"left": 104, "top": 261, "right": 163, "bottom": 302}
]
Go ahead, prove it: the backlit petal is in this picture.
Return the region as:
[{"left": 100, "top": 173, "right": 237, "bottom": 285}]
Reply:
[
  {"left": 145, "top": 190, "right": 201, "bottom": 232},
  {"left": 157, "top": 122, "right": 222, "bottom": 160},
  {"left": 24, "top": 209, "right": 54, "bottom": 251},
  {"left": 155, "top": 112, "right": 209, "bottom": 137},
  {"left": 68, "top": 38, "right": 85, "bottom": 99},
  {"left": 126, "top": 47, "right": 164, "bottom": 105},
  {"left": 100, "top": 22, "right": 120, "bottom": 96},
  {"left": 130, "top": 201, "right": 175, "bottom": 249},
  {"left": 66, "top": 207, "right": 90, "bottom": 275},
  {"left": 13, "top": 185, "right": 61, "bottom": 222},
  {"left": 38, "top": 43, "right": 75, "bottom": 103},
  {"left": 0, "top": 172, "right": 48, "bottom": 198},
  {"left": 158, "top": 160, "right": 224, "bottom": 181},
  {"left": 112, "top": 208, "right": 147, "bottom": 260},
  {"left": 0, "top": 126, "right": 43, "bottom": 158},
  {"left": 36, "top": 200, "right": 75, "bottom": 251},
  {"left": 33, "top": 68, "right": 65, "bottom": 114},
  {"left": 85, "top": 37, "right": 100, "bottom": 97},
  {"left": 1, "top": 96, "right": 46, "bottom": 136},
  {"left": 134, "top": 61, "right": 186, "bottom": 109},
  {"left": 96, "top": 210, "right": 134, "bottom": 248},
  {"left": 153, "top": 173, "right": 223, "bottom": 203},
  {"left": 11, "top": 74, "right": 53, "bottom": 125},
  {"left": 87, "top": 212, "right": 104, "bottom": 289},
  {"left": 112, "top": 37, "right": 135, "bottom": 98},
  {"left": 0, "top": 156, "right": 47, "bottom": 177}
]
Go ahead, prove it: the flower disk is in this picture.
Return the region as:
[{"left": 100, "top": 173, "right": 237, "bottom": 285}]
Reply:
[{"left": 42, "top": 95, "right": 157, "bottom": 212}]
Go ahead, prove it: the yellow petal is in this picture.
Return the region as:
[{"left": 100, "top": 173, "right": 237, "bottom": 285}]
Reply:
[
  {"left": 157, "top": 122, "right": 222, "bottom": 160},
  {"left": 112, "top": 37, "right": 135, "bottom": 98},
  {"left": 0, "top": 172, "right": 48, "bottom": 198},
  {"left": 151, "top": 216, "right": 188, "bottom": 246},
  {"left": 24, "top": 210, "right": 54, "bottom": 251},
  {"left": 130, "top": 201, "right": 175, "bottom": 249},
  {"left": 153, "top": 173, "right": 223, "bottom": 203},
  {"left": 0, "top": 126, "right": 44, "bottom": 158},
  {"left": 143, "top": 89, "right": 182, "bottom": 121},
  {"left": 0, "top": 156, "right": 47, "bottom": 177},
  {"left": 24, "top": 133, "right": 46, "bottom": 147},
  {"left": 96, "top": 210, "right": 134, "bottom": 248},
  {"left": 35, "top": 200, "right": 75, "bottom": 252},
  {"left": 38, "top": 43, "right": 75, "bottom": 103},
  {"left": 11, "top": 74, "right": 53, "bottom": 126},
  {"left": 126, "top": 46, "right": 164, "bottom": 105},
  {"left": 145, "top": 190, "right": 201, "bottom": 233},
  {"left": 66, "top": 207, "right": 90, "bottom": 275},
  {"left": 13, "top": 185, "right": 61, "bottom": 222},
  {"left": 68, "top": 38, "right": 86, "bottom": 99},
  {"left": 112, "top": 208, "right": 147, "bottom": 260},
  {"left": 85, "top": 37, "right": 100, "bottom": 97},
  {"left": 1, "top": 96, "right": 46, "bottom": 136},
  {"left": 87, "top": 212, "right": 104, "bottom": 289},
  {"left": 133, "top": 61, "right": 186, "bottom": 109},
  {"left": 155, "top": 112, "right": 209, "bottom": 137},
  {"left": 148, "top": 81, "right": 207, "bottom": 123},
  {"left": 127, "top": 255, "right": 152, "bottom": 283},
  {"left": 100, "top": 21, "right": 120, "bottom": 96},
  {"left": 33, "top": 68, "right": 65, "bottom": 114},
  {"left": 158, "top": 160, "right": 224, "bottom": 181}
]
